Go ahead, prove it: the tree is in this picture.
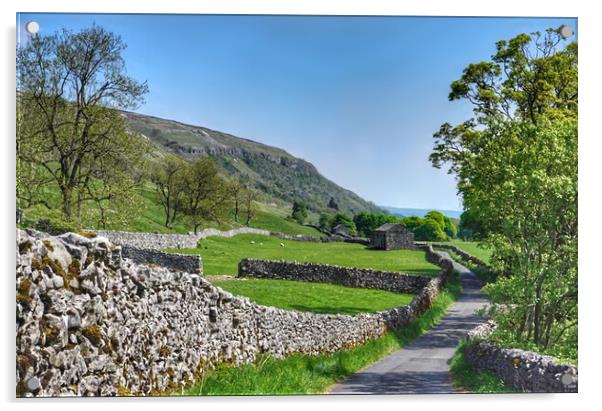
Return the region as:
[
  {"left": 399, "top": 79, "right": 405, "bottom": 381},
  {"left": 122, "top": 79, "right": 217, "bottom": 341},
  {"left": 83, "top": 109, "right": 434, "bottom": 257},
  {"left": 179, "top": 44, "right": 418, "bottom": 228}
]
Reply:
[
  {"left": 318, "top": 213, "right": 333, "bottom": 231},
  {"left": 429, "top": 27, "right": 578, "bottom": 357},
  {"left": 443, "top": 216, "right": 458, "bottom": 239},
  {"left": 180, "top": 158, "right": 231, "bottom": 234},
  {"left": 458, "top": 208, "right": 487, "bottom": 240},
  {"left": 353, "top": 212, "right": 401, "bottom": 237},
  {"left": 150, "top": 155, "right": 187, "bottom": 228},
  {"left": 16, "top": 26, "right": 149, "bottom": 221},
  {"left": 430, "top": 27, "right": 577, "bottom": 175},
  {"left": 241, "top": 187, "right": 259, "bottom": 226},
  {"left": 331, "top": 213, "right": 357, "bottom": 236},
  {"left": 328, "top": 197, "right": 339, "bottom": 211},
  {"left": 424, "top": 211, "right": 445, "bottom": 228},
  {"left": 473, "top": 119, "right": 576, "bottom": 353},
  {"left": 400, "top": 216, "right": 423, "bottom": 232},
  {"left": 414, "top": 219, "right": 447, "bottom": 242},
  {"left": 230, "top": 178, "right": 246, "bottom": 223},
  {"left": 291, "top": 201, "right": 308, "bottom": 225}
]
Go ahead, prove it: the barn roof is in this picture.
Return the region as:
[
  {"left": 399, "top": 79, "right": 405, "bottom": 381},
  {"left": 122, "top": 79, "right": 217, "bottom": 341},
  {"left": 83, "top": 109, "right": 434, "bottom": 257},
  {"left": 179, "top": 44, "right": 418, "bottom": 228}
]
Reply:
[{"left": 374, "top": 223, "right": 409, "bottom": 232}]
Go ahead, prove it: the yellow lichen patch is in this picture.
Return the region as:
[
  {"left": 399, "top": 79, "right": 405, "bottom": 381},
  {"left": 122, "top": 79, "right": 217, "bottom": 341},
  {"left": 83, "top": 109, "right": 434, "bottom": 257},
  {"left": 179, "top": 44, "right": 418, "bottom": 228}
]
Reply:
[
  {"left": 42, "top": 322, "right": 61, "bottom": 345},
  {"left": 81, "top": 324, "right": 102, "bottom": 346},
  {"left": 31, "top": 258, "right": 42, "bottom": 271},
  {"left": 42, "top": 240, "right": 55, "bottom": 252},
  {"left": 16, "top": 278, "right": 32, "bottom": 305},
  {"left": 63, "top": 258, "right": 81, "bottom": 291},
  {"left": 159, "top": 346, "right": 170, "bottom": 357},
  {"left": 41, "top": 256, "right": 65, "bottom": 277},
  {"left": 16, "top": 354, "right": 33, "bottom": 372},
  {"left": 78, "top": 230, "right": 98, "bottom": 238},
  {"left": 116, "top": 385, "right": 132, "bottom": 397},
  {"left": 18, "top": 240, "right": 33, "bottom": 255}
]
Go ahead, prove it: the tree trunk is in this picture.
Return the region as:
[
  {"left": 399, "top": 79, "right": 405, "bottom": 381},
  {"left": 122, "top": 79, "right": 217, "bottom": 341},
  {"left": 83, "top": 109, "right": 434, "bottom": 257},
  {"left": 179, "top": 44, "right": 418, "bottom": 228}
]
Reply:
[
  {"left": 61, "top": 187, "right": 73, "bottom": 221},
  {"left": 164, "top": 204, "right": 171, "bottom": 227},
  {"left": 234, "top": 199, "right": 240, "bottom": 222}
]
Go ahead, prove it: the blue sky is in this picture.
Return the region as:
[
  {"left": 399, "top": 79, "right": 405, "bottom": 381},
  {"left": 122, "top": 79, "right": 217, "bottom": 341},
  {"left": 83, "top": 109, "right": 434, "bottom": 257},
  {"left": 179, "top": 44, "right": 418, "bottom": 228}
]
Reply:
[{"left": 17, "top": 13, "right": 577, "bottom": 211}]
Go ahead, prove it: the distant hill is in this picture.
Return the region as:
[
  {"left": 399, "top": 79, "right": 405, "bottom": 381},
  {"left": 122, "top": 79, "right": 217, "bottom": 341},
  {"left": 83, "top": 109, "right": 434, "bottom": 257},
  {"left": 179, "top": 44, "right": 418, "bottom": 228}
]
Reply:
[
  {"left": 380, "top": 206, "right": 462, "bottom": 219},
  {"left": 122, "top": 111, "right": 380, "bottom": 215}
]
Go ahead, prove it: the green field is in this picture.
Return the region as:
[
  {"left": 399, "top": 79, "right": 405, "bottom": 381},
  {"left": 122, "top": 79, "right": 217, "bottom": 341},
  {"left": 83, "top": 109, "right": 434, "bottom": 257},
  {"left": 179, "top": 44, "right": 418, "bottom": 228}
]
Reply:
[
  {"left": 212, "top": 278, "right": 414, "bottom": 315},
  {"left": 172, "top": 234, "right": 440, "bottom": 277}
]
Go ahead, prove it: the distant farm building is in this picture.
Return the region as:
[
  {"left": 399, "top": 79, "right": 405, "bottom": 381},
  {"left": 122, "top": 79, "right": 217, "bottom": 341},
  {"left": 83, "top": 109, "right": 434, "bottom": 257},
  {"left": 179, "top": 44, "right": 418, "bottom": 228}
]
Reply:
[
  {"left": 370, "top": 223, "right": 414, "bottom": 250},
  {"left": 332, "top": 224, "right": 351, "bottom": 237}
]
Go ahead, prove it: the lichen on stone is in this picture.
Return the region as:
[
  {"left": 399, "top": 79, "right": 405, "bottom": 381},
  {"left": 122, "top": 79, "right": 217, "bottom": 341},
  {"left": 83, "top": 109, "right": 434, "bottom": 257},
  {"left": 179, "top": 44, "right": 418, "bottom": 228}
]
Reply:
[
  {"left": 81, "top": 324, "right": 102, "bottom": 346},
  {"left": 16, "top": 277, "right": 32, "bottom": 305},
  {"left": 42, "top": 240, "right": 55, "bottom": 252}
]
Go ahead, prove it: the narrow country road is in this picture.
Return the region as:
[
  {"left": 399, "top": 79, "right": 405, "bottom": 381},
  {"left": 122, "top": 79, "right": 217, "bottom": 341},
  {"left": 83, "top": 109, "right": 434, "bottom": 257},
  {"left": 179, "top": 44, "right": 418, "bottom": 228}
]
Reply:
[{"left": 329, "top": 251, "right": 489, "bottom": 395}]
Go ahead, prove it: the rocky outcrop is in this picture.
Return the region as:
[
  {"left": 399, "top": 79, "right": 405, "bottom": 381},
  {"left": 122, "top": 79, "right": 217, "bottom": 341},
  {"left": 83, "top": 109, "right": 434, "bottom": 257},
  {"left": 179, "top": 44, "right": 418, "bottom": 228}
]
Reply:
[
  {"left": 238, "top": 259, "right": 432, "bottom": 294},
  {"left": 16, "top": 230, "right": 452, "bottom": 397},
  {"left": 463, "top": 322, "right": 578, "bottom": 393}
]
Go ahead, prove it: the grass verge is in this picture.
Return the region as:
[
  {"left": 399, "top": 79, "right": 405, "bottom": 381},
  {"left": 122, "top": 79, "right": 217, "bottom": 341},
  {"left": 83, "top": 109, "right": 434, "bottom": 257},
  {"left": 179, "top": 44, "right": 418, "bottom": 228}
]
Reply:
[
  {"left": 449, "top": 340, "right": 514, "bottom": 393},
  {"left": 212, "top": 278, "right": 414, "bottom": 315},
  {"left": 181, "top": 271, "right": 461, "bottom": 396}
]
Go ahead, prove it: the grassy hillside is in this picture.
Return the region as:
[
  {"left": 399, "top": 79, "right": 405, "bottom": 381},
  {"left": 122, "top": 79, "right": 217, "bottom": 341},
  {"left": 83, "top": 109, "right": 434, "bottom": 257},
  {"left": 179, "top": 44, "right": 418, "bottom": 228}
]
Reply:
[
  {"left": 19, "top": 183, "right": 322, "bottom": 238},
  {"left": 212, "top": 279, "right": 414, "bottom": 315},
  {"left": 123, "top": 110, "right": 380, "bottom": 215},
  {"left": 171, "top": 234, "right": 440, "bottom": 277}
]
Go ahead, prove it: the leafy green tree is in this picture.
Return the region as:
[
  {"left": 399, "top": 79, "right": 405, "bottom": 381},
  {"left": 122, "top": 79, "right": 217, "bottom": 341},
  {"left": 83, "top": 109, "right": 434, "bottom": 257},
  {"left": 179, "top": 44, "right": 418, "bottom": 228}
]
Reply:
[
  {"left": 318, "top": 213, "right": 333, "bottom": 231},
  {"left": 180, "top": 158, "right": 232, "bottom": 234},
  {"left": 291, "top": 201, "right": 309, "bottom": 225},
  {"left": 353, "top": 212, "right": 401, "bottom": 237},
  {"left": 443, "top": 216, "right": 458, "bottom": 239},
  {"left": 414, "top": 219, "right": 447, "bottom": 242},
  {"left": 400, "top": 216, "right": 423, "bottom": 232},
  {"left": 241, "top": 187, "right": 259, "bottom": 226},
  {"left": 424, "top": 211, "right": 445, "bottom": 228},
  {"left": 331, "top": 213, "right": 357, "bottom": 236},
  {"left": 16, "top": 26, "right": 149, "bottom": 222},
  {"left": 458, "top": 208, "right": 487, "bottom": 240},
  {"left": 150, "top": 155, "right": 187, "bottom": 228},
  {"left": 429, "top": 27, "right": 578, "bottom": 356}
]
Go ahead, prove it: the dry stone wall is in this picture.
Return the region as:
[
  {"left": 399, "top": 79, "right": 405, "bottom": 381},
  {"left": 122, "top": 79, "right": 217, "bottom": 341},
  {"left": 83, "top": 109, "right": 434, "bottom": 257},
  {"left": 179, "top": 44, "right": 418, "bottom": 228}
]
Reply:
[
  {"left": 121, "top": 246, "right": 202, "bottom": 274},
  {"left": 463, "top": 322, "right": 578, "bottom": 393},
  {"left": 93, "top": 228, "right": 369, "bottom": 256},
  {"left": 238, "top": 259, "right": 432, "bottom": 294},
  {"left": 431, "top": 243, "right": 487, "bottom": 266},
  {"left": 16, "top": 230, "right": 452, "bottom": 397},
  {"left": 94, "top": 230, "right": 198, "bottom": 250}
]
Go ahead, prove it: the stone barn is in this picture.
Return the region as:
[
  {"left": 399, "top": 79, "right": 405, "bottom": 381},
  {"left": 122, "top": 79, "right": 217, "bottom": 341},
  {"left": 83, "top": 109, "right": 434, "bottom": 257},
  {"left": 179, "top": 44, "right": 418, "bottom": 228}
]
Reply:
[
  {"left": 370, "top": 223, "right": 414, "bottom": 250},
  {"left": 332, "top": 223, "right": 350, "bottom": 237}
]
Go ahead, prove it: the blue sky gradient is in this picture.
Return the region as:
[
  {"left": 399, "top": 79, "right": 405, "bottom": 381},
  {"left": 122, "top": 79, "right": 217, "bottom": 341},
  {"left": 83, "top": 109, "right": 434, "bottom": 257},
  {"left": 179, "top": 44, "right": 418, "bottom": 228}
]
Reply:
[{"left": 17, "top": 14, "right": 577, "bottom": 210}]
